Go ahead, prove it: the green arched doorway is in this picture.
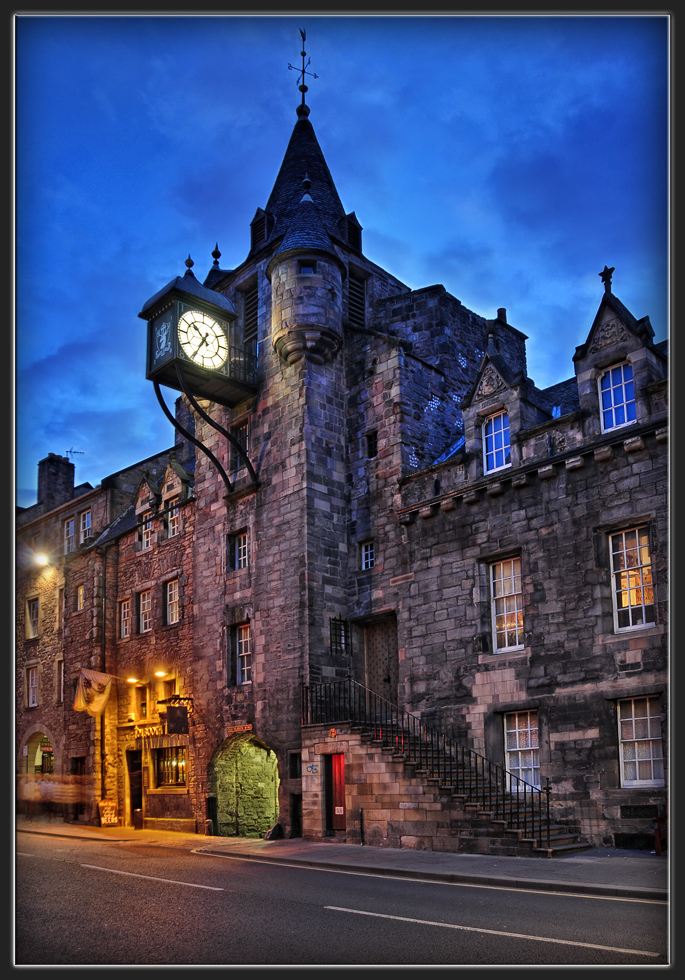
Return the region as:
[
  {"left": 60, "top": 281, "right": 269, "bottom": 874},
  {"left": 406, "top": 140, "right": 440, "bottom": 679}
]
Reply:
[{"left": 209, "top": 733, "right": 279, "bottom": 838}]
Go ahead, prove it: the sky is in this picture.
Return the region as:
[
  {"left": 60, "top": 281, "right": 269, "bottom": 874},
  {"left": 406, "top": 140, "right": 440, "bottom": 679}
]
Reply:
[{"left": 14, "top": 12, "right": 670, "bottom": 509}]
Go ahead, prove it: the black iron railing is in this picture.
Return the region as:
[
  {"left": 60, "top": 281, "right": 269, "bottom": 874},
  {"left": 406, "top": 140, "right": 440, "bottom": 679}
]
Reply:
[{"left": 301, "top": 677, "right": 551, "bottom": 847}]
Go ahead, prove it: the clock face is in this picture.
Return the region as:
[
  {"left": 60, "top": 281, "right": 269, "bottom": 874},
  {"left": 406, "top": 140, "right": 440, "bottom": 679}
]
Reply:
[{"left": 177, "top": 310, "right": 229, "bottom": 370}]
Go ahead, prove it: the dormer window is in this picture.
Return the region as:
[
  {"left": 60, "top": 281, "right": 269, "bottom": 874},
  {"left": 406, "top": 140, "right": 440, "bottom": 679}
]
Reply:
[
  {"left": 483, "top": 410, "right": 511, "bottom": 473},
  {"left": 599, "top": 361, "right": 636, "bottom": 432},
  {"left": 141, "top": 512, "right": 153, "bottom": 550}
]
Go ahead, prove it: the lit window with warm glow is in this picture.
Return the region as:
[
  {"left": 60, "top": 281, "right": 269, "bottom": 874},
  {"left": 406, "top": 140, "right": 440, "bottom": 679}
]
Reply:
[{"left": 611, "top": 527, "right": 655, "bottom": 631}]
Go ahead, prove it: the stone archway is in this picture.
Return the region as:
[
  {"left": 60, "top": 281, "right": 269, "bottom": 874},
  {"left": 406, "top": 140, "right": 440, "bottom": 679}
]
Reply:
[{"left": 209, "top": 733, "right": 279, "bottom": 838}]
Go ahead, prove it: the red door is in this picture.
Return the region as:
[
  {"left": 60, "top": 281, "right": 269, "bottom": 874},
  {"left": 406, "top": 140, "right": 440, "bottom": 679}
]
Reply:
[{"left": 326, "top": 753, "right": 346, "bottom": 832}]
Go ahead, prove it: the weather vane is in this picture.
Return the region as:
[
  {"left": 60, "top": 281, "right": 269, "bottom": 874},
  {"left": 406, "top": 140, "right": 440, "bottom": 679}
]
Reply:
[{"left": 288, "top": 28, "right": 318, "bottom": 105}]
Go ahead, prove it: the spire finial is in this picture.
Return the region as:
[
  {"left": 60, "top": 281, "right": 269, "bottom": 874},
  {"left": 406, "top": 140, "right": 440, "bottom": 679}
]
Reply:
[
  {"left": 599, "top": 265, "right": 615, "bottom": 293},
  {"left": 212, "top": 243, "right": 221, "bottom": 268},
  {"left": 185, "top": 254, "right": 194, "bottom": 269},
  {"left": 288, "top": 27, "right": 318, "bottom": 111}
]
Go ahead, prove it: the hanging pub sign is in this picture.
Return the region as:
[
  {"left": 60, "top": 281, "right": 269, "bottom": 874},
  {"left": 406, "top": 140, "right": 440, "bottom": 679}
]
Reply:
[{"left": 167, "top": 705, "right": 189, "bottom": 735}]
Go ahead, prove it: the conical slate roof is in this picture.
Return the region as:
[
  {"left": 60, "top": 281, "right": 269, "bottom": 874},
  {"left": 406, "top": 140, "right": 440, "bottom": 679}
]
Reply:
[
  {"left": 264, "top": 104, "right": 346, "bottom": 247},
  {"left": 276, "top": 189, "right": 338, "bottom": 257}
]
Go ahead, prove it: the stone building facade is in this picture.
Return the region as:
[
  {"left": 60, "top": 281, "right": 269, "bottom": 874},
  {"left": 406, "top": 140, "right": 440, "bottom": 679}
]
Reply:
[{"left": 16, "top": 91, "right": 668, "bottom": 852}]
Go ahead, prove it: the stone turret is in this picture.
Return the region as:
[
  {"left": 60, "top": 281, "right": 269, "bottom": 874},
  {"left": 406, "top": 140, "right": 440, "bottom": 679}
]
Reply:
[{"left": 266, "top": 173, "right": 345, "bottom": 364}]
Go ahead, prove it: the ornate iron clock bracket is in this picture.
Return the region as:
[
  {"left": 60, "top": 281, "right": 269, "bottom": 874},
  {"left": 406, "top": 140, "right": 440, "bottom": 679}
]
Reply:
[
  {"left": 153, "top": 364, "right": 260, "bottom": 497},
  {"left": 153, "top": 380, "right": 234, "bottom": 496}
]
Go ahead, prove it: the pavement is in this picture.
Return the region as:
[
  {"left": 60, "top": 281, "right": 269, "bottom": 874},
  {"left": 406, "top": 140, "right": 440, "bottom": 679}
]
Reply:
[{"left": 16, "top": 817, "right": 669, "bottom": 902}]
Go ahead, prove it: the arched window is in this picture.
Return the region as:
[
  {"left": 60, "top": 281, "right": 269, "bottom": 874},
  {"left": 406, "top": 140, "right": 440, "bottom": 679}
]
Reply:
[
  {"left": 484, "top": 410, "right": 511, "bottom": 472},
  {"left": 599, "top": 361, "right": 636, "bottom": 431}
]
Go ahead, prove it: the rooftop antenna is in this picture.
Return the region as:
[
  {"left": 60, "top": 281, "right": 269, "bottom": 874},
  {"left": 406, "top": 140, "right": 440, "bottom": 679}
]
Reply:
[
  {"left": 65, "top": 448, "right": 84, "bottom": 459},
  {"left": 288, "top": 27, "right": 318, "bottom": 106}
]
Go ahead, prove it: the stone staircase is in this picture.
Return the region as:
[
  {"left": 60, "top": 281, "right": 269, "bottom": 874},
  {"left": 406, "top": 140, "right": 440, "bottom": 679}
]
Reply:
[
  {"left": 358, "top": 731, "right": 593, "bottom": 858},
  {"left": 301, "top": 678, "right": 592, "bottom": 857}
]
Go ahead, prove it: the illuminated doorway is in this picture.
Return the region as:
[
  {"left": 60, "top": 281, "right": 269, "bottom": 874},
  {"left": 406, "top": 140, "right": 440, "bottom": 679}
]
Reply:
[{"left": 209, "top": 733, "right": 279, "bottom": 838}]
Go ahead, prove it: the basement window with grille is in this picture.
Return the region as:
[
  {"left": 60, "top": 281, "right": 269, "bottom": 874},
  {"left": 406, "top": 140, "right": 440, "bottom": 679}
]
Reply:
[
  {"left": 330, "top": 617, "right": 349, "bottom": 656},
  {"left": 347, "top": 274, "right": 366, "bottom": 329}
]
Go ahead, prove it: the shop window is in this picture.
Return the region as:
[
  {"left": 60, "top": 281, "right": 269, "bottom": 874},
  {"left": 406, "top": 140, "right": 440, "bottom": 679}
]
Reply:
[{"left": 155, "top": 746, "right": 187, "bottom": 786}]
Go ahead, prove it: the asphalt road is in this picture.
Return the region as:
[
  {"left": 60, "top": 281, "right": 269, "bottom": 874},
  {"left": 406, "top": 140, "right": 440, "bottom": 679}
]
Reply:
[{"left": 15, "top": 834, "right": 668, "bottom": 966}]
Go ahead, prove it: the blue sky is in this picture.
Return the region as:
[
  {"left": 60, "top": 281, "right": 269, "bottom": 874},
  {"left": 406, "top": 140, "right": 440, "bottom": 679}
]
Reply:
[{"left": 14, "top": 13, "right": 670, "bottom": 508}]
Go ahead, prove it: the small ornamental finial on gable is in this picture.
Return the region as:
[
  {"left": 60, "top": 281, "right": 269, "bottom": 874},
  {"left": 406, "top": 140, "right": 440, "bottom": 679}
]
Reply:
[
  {"left": 212, "top": 243, "right": 221, "bottom": 268},
  {"left": 288, "top": 28, "right": 318, "bottom": 112},
  {"left": 599, "top": 265, "right": 615, "bottom": 293}
]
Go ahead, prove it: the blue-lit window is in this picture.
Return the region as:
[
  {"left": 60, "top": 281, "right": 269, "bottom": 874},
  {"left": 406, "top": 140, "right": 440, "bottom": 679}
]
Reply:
[
  {"left": 484, "top": 410, "right": 511, "bottom": 473},
  {"left": 599, "top": 362, "right": 636, "bottom": 431}
]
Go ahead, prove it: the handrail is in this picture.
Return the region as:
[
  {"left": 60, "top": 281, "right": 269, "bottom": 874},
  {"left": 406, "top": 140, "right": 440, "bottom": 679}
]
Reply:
[{"left": 301, "top": 677, "right": 551, "bottom": 848}]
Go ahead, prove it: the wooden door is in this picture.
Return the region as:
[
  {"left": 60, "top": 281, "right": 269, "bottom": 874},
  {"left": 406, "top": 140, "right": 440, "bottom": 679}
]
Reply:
[
  {"left": 325, "top": 753, "right": 346, "bottom": 832},
  {"left": 364, "top": 618, "right": 399, "bottom": 704}
]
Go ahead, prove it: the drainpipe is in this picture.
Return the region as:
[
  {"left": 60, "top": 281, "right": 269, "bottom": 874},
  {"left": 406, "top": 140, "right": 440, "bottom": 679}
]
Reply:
[{"left": 97, "top": 542, "right": 115, "bottom": 800}]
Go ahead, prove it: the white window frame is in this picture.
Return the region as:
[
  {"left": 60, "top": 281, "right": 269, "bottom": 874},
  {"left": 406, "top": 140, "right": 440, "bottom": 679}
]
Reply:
[
  {"left": 361, "top": 541, "right": 375, "bottom": 570},
  {"left": 120, "top": 598, "right": 131, "bottom": 639},
  {"left": 167, "top": 497, "right": 180, "bottom": 538},
  {"left": 483, "top": 409, "right": 511, "bottom": 473},
  {"left": 139, "top": 590, "right": 152, "bottom": 633},
  {"left": 504, "top": 710, "right": 540, "bottom": 790},
  {"left": 236, "top": 530, "right": 249, "bottom": 569},
  {"left": 166, "top": 579, "right": 179, "bottom": 625},
  {"left": 64, "top": 518, "right": 75, "bottom": 554},
  {"left": 610, "top": 526, "right": 655, "bottom": 631},
  {"left": 236, "top": 624, "right": 252, "bottom": 685},
  {"left": 141, "top": 512, "right": 153, "bottom": 551},
  {"left": 80, "top": 509, "right": 92, "bottom": 544},
  {"left": 76, "top": 584, "right": 85, "bottom": 612},
  {"left": 26, "top": 598, "right": 40, "bottom": 639},
  {"left": 490, "top": 557, "right": 524, "bottom": 652},
  {"left": 27, "top": 666, "right": 39, "bottom": 707},
  {"left": 599, "top": 360, "right": 637, "bottom": 433},
  {"left": 618, "top": 696, "right": 664, "bottom": 788}
]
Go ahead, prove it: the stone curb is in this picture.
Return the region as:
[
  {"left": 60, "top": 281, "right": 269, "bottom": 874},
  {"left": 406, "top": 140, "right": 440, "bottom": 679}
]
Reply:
[{"left": 196, "top": 845, "right": 668, "bottom": 902}]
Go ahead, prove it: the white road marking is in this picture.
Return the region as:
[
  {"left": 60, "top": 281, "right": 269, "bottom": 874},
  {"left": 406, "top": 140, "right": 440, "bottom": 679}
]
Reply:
[
  {"left": 81, "top": 864, "right": 223, "bottom": 890},
  {"left": 16, "top": 852, "right": 34, "bottom": 857},
  {"left": 324, "top": 906, "right": 661, "bottom": 958},
  {"left": 198, "top": 851, "right": 665, "bottom": 905}
]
